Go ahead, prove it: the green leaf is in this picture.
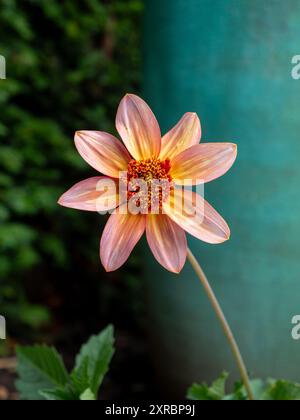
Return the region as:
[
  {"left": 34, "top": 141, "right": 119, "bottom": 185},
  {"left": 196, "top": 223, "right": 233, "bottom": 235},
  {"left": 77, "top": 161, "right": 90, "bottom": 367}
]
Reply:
[
  {"left": 39, "top": 388, "right": 75, "bottom": 401},
  {"left": 187, "top": 383, "right": 212, "bottom": 400},
  {"left": 225, "top": 379, "right": 265, "bottom": 401},
  {"left": 188, "top": 373, "right": 300, "bottom": 401},
  {"left": 224, "top": 382, "right": 247, "bottom": 401},
  {"left": 80, "top": 388, "right": 96, "bottom": 401},
  {"left": 16, "top": 326, "right": 115, "bottom": 400},
  {"left": 187, "top": 372, "right": 229, "bottom": 401},
  {"left": 16, "top": 345, "right": 69, "bottom": 400},
  {"left": 262, "top": 380, "right": 300, "bottom": 401},
  {"left": 72, "top": 325, "right": 115, "bottom": 397},
  {"left": 70, "top": 356, "right": 90, "bottom": 395},
  {"left": 209, "top": 372, "right": 229, "bottom": 399}
]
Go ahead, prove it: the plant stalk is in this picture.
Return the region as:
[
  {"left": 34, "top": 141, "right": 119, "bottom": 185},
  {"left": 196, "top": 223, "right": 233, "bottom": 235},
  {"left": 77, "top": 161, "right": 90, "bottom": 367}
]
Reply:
[{"left": 187, "top": 248, "right": 254, "bottom": 401}]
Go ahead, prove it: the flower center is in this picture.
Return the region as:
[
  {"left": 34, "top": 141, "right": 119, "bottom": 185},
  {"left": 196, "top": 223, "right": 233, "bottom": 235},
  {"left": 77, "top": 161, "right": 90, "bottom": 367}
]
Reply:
[{"left": 126, "top": 157, "right": 173, "bottom": 213}]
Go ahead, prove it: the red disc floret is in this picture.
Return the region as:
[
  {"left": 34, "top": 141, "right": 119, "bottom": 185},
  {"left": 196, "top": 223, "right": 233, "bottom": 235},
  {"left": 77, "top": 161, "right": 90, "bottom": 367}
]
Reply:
[{"left": 125, "top": 157, "right": 173, "bottom": 212}]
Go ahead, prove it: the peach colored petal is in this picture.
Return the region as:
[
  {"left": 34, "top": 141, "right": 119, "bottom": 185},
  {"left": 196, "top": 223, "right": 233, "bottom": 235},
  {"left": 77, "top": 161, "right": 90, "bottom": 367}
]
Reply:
[
  {"left": 100, "top": 210, "right": 146, "bottom": 272},
  {"left": 58, "top": 177, "right": 119, "bottom": 212},
  {"left": 160, "top": 113, "right": 201, "bottom": 160},
  {"left": 146, "top": 214, "right": 187, "bottom": 273},
  {"left": 116, "top": 94, "right": 161, "bottom": 160},
  {"left": 75, "top": 131, "right": 131, "bottom": 178},
  {"left": 163, "top": 189, "right": 230, "bottom": 244},
  {"left": 171, "top": 143, "right": 237, "bottom": 185}
]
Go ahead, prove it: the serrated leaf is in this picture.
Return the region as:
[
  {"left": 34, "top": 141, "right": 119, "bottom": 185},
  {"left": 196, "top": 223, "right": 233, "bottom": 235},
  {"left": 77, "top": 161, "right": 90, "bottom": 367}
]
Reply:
[
  {"left": 16, "top": 345, "right": 69, "bottom": 400},
  {"left": 70, "top": 356, "right": 90, "bottom": 395},
  {"left": 187, "top": 383, "right": 212, "bottom": 400},
  {"left": 187, "top": 372, "right": 228, "bottom": 400},
  {"left": 208, "top": 372, "right": 229, "bottom": 399},
  {"left": 72, "top": 325, "right": 115, "bottom": 397},
  {"left": 262, "top": 380, "right": 300, "bottom": 401},
  {"left": 188, "top": 373, "right": 300, "bottom": 401},
  {"left": 80, "top": 388, "right": 96, "bottom": 401}
]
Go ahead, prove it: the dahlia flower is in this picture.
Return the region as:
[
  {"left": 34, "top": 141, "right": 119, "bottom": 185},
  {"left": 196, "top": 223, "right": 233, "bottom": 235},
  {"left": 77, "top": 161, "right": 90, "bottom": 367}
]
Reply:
[{"left": 58, "top": 94, "right": 237, "bottom": 273}]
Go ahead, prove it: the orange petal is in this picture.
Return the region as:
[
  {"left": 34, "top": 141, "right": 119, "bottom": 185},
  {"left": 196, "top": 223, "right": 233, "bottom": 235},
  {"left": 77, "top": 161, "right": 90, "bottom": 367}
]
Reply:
[
  {"left": 146, "top": 214, "right": 187, "bottom": 273},
  {"left": 100, "top": 211, "right": 146, "bottom": 272},
  {"left": 58, "top": 177, "right": 119, "bottom": 212},
  {"left": 163, "top": 189, "right": 230, "bottom": 244},
  {"left": 75, "top": 131, "right": 131, "bottom": 178},
  {"left": 171, "top": 143, "right": 237, "bottom": 185},
  {"left": 116, "top": 94, "right": 161, "bottom": 160},
  {"left": 160, "top": 113, "right": 201, "bottom": 160}
]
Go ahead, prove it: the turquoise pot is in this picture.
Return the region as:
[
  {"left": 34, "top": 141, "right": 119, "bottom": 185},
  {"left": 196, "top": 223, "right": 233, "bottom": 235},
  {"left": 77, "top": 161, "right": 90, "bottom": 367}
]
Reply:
[{"left": 143, "top": 0, "right": 300, "bottom": 396}]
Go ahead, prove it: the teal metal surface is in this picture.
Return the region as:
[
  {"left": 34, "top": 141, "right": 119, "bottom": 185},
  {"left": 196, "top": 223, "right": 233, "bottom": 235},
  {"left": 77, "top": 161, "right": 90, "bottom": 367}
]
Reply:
[{"left": 143, "top": 0, "right": 300, "bottom": 396}]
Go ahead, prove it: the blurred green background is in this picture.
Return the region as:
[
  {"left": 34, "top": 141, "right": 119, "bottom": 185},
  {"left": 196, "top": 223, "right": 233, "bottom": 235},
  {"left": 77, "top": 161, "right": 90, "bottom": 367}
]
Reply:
[{"left": 0, "top": 0, "right": 154, "bottom": 399}]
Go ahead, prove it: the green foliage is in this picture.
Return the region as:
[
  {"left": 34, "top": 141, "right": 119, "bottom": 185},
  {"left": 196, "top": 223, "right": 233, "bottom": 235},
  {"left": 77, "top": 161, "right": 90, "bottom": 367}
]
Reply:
[
  {"left": 187, "top": 372, "right": 300, "bottom": 401},
  {"left": 74, "top": 325, "right": 115, "bottom": 396},
  {"left": 16, "top": 325, "right": 115, "bottom": 400},
  {"left": 0, "top": 0, "right": 143, "bottom": 334},
  {"left": 16, "top": 345, "right": 69, "bottom": 400},
  {"left": 263, "top": 380, "right": 300, "bottom": 401},
  {"left": 187, "top": 372, "right": 229, "bottom": 401},
  {"left": 79, "top": 388, "right": 96, "bottom": 401}
]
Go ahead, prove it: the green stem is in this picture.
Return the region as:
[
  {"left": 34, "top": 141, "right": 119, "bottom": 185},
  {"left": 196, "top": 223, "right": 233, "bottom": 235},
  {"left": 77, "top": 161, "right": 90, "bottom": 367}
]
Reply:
[{"left": 187, "top": 248, "right": 254, "bottom": 401}]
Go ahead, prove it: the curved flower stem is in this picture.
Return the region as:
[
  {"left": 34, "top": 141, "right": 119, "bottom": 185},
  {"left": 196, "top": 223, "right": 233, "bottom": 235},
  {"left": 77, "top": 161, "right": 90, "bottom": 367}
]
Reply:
[{"left": 187, "top": 248, "right": 254, "bottom": 401}]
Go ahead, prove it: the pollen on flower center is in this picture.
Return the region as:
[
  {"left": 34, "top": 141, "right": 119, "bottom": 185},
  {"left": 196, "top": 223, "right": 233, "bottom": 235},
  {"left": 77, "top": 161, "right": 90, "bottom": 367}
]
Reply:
[{"left": 125, "top": 157, "right": 173, "bottom": 212}]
